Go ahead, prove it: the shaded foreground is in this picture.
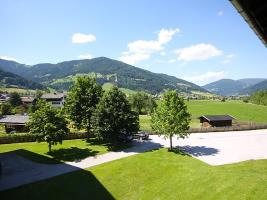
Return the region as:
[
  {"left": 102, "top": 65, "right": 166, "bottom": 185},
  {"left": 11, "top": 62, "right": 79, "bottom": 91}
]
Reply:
[{"left": 2, "top": 149, "right": 267, "bottom": 200}]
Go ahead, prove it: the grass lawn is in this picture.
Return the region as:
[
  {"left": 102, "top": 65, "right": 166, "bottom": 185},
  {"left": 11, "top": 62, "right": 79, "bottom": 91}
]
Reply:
[
  {"left": 0, "top": 87, "right": 36, "bottom": 94},
  {"left": 139, "top": 115, "right": 152, "bottom": 132},
  {"left": 139, "top": 100, "right": 267, "bottom": 131},
  {"left": 0, "top": 138, "right": 129, "bottom": 164},
  {"left": 2, "top": 148, "right": 267, "bottom": 199},
  {"left": 188, "top": 100, "right": 267, "bottom": 124}
]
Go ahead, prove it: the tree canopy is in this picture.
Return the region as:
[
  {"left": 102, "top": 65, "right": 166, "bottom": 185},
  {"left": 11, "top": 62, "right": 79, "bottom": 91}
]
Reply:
[
  {"left": 9, "top": 92, "right": 22, "bottom": 107},
  {"left": 130, "top": 92, "right": 157, "bottom": 114},
  {"left": 94, "top": 87, "right": 139, "bottom": 142},
  {"left": 65, "top": 76, "right": 103, "bottom": 133},
  {"left": 28, "top": 100, "right": 69, "bottom": 152},
  {"left": 250, "top": 90, "right": 267, "bottom": 106},
  {"left": 151, "top": 90, "right": 191, "bottom": 150}
]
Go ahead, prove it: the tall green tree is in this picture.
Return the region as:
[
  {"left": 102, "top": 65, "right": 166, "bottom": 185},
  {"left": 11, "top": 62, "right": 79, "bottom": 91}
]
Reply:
[
  {"left": 250, "top": 90, "right": 267, "bottom": 106},
  {"left": 144, "top": 95, "right": 157, "bottom": 114},
  {"left": 9, "top": 92, "right": 22, "bottom": 107},
  {"left": 130, "top": 92, "right": 146, "bottom": 114},
  {"left": 65, "top": 76, "right": 103, "bottom": 134},
  {"left": 151, "top": 90, "right": 191, "bottom": 151},
  {"left": 1, "top": 103, "right": 12, "bottom": 115},
  {"left": 28, "top": 100, "right": 69, "bottom": 152},
  {"left": 130, "top": 92, "right": 157, "bottom": 114},
  {"left": 94, "top": 87, "right": 139, "bottom": 142}
]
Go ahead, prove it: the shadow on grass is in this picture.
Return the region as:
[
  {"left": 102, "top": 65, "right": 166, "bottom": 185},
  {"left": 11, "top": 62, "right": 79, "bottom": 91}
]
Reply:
[
  {"left": 170, "top": 145, "right": 219, "bottom": 157},
  {"left": 86, "top": 137, "right": 131, "bottom": 151},
  {"left": 15, "top": 149, "right": 60, "bottom": 164},
  {"left": 0, "top": 150, "right": 115, "bottom": 199},
  {"left": 168, "top": 148, "right": 190, "bottom": 156},
  {"left": 47, "top": 147, "right": 99, "bottom": 162}
]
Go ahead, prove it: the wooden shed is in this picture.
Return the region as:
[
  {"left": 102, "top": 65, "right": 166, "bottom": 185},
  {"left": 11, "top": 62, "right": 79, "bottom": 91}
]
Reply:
[
  {"left": 0, "top": 115, "right": 29, "bottom": 133},
  {"left": 199, "top": 115, "right": 234, "bottom": 128}
]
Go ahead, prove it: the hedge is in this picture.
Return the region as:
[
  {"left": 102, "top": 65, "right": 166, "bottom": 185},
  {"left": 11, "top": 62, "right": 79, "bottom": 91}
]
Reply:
[{"left": 0, "top": 132, "right": 90, "bottom": 144}]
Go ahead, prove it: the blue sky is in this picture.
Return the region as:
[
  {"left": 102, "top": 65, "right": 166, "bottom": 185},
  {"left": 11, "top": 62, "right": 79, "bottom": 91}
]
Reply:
[{"left": 0, "top": 0, "right": 266, "bottom": 85}]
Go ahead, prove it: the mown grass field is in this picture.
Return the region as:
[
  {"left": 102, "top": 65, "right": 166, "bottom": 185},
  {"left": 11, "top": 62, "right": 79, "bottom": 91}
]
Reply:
[
  {"left": 0, "top": 138, "right": 129, "bottom": 164},
  {"left": 139, "top": 100, "right": 267, "bottom": 131},
  {"left": 0, "top": 87, "right": 36, "bottom": 94},
  {"left": 2, "top": 148, "right": 267, "bottom": 200}
]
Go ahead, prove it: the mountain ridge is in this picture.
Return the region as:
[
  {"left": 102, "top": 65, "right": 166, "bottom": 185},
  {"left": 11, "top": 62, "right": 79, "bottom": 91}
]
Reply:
[
  {"left": 0, "top": 57, "right": 207, "bottom": 94},
  {"left": 204, "top": 78, "right": 267, "bottom": 96},
  {"left": 0, "top": 67, "right": 45, "bottom": 90}
]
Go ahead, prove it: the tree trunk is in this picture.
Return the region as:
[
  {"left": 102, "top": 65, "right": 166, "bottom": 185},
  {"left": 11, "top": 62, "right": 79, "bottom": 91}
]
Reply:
[
  {"left": 169, "top": 135, "right": 173, "bottom": 151},
  {"left": 48, "top": 142, "right": 52, "bottom": 153},
  {"left": 86, "top": 120, "right": 91, "bottom": 139}
]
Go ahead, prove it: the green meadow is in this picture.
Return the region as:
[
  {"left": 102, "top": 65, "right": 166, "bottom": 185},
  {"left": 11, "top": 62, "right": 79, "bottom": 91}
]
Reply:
[{"left": 140, "top": 100, "right": 267, "bottom": 131}]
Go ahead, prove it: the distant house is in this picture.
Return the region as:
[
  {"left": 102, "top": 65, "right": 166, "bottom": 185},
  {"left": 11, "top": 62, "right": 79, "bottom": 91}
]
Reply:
[
  {"left": 0, "top": 94, "right": 9, "bottom": 104},
  {"left": 41, "top": 93, "right": 66, "bottom": 107},
  {"left": 21, "top": 96, "right": 36, "bottom": 105},
  {"left": 0, "top": 115, "right": 29, "bottom": 133},
  {"left": 199, "top": 115, "right": 234, "bottom": 128}
]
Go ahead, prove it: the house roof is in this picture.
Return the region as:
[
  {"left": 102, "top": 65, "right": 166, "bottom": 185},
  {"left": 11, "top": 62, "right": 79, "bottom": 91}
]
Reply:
[
  {"left": 230, "top": 0, "right": 267, "bottom": 47},
  {"left": 0, "top": 115, "right": 29, "bottom": 125},
  {"left": 199, "top": 115, "right": 235, "bottom": 122},
  {"left": 41, "top": 93, "right": 66, "bottom": 99},
  {"left": 21, "top": 96, "right": 35, "bottom": 103}
]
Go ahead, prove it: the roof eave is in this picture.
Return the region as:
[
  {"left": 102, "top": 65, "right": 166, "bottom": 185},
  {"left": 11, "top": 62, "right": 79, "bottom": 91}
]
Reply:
[{"left": 230, "top": 0, "right": 267, "bottom": 47}]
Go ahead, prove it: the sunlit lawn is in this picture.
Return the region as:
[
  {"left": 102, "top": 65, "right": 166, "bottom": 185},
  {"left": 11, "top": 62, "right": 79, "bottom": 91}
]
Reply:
[
  {"left": 2, "top": 148, "right": 267, "bottom": 200},
  {"left": 0, "top": 138, "right": 129, "bottom": 164}
]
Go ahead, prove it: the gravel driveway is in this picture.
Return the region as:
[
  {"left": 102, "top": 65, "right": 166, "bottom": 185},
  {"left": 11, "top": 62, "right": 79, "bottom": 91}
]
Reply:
[{"left": 150, "top": 129, "right": 267, "bottom": 165}]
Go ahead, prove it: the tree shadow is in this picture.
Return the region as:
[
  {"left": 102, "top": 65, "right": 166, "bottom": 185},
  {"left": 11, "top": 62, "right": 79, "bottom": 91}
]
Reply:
[
  {"left": 47, "top": 147, "right": 99, "bottom": 162},
  {"left": 0, "top": 150, "right": 115, "bottom": 199},
  {"left": 168, "top": 148, "right": 190, "bottom": 156},
  {"left": 85, "top": 137, "right": 132, "bottom": 151},
  {"left": 177, "top": 145, "right": 219, "bottom": 157}
]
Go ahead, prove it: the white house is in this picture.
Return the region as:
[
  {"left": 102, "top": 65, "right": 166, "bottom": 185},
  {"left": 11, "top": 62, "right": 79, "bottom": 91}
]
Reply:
[{"left": 41, "top": 93, "right": 66, "bottom": 107}]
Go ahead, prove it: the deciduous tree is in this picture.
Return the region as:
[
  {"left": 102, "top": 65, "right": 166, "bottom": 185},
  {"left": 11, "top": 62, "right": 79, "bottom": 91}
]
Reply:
[
  {"left": 28, "top": 100, "right": 69, "bottom": 152},
  {"left": 9, "top": 92, "right": 22, "bottom": 107},
  {"left": 151, "top": 90, "right": 190, "bottom": 151},
  {"left": 65, "top": 76, "right": 103, "bottom": 135},
  {"left": 94, "top": 87, "right": 139, "bottom": 142}
]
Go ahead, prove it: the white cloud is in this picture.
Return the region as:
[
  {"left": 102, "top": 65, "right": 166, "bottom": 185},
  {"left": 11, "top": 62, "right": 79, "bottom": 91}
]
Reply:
[
  {"left": 183, "top": 71, "right": 226, "bottom": 85},
  {"left": 119, "top": 28, "right": 179, "bottom": 65},
  {"left": 226, "top": 54, "right": 235, "bottom": 58},
  {"left": 72, "top": 33, "right": 96, "bottom": 43},
  {"left": 168, "top": 59, "right": 176, "bottom": 63},
  {"left": 120, "top": 53, "right": 150, "bottom": 65},
  {"left": 0, "top": 55, "right": 18, "bottom": 62},
  {"left": 218, "top": 11, "right": 223, "bottom": 16},
  {"left": 78, "top": 53, "right": 93, "bottom": 59},
  {"left": 175, "top": 43, "right": 222, "bottom": 61},
  {"left": 160, "top": 51, "right": 166, "bottom": 56},
  {"left": 221, "top": 59, "right": 231, "bottom": 64},
  {"left": 221, "top": 54, "right": 235, "bottom": 64}
]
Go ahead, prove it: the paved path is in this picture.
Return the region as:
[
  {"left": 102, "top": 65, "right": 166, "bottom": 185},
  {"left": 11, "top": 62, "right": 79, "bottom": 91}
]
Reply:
[
  {"left": 1, "top": 129, "right": 267, "bottom": 191},
  {"left": 0, "top": 139, "right": 162, "bottom": 191},
  {"left": 150, "top": 129, "right": 267, "bottom": 165}
]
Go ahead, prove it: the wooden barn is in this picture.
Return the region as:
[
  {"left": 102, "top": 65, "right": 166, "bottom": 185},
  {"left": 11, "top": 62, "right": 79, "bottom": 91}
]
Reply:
[
  {"left": 0, "top": 115, "right": 29, "bottom": 133},
  {"left": 199, "top": 115, "right": 234, "bottom": 128}
]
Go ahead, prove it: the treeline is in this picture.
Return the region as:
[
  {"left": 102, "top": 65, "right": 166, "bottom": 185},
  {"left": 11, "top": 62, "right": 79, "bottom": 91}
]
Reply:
[
  {"left": 250, "top": 90, "right": 267, "bottom": 106},
  {"left": 26, "top": 76, "right": 139, "bottom": 152},
  {"left": 129, "top": 92, "right": 157, "bottom": 115}
]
